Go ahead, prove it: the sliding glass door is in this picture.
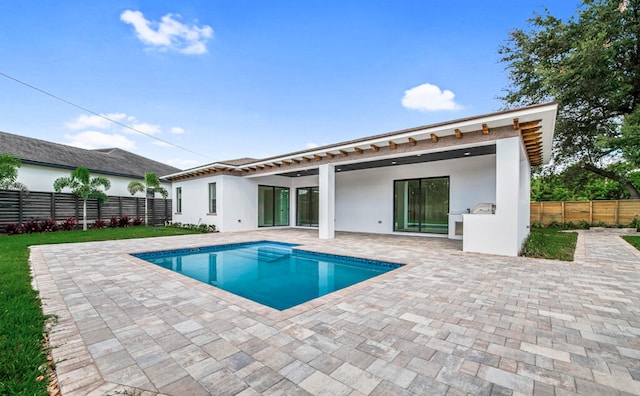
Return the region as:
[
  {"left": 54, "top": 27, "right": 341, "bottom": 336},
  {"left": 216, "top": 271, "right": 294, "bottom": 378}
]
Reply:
[
  {"left": 258, "top": 185, "right": 289, "bottom": 227},
  {"left": 296, "top": 187, "right": 319, "bottom": 227},
  {"left": 394, "top": 177, "right": 449, "bottom": 234}
]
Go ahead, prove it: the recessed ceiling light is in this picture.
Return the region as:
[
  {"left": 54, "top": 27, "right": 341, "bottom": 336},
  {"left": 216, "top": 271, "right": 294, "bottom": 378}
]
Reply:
[
  {"left": 296, "top": 173, "right": 301, "bottom": 177},
  {"left": 391, "top": 161, "right": 397, "bottom": 165},
  {"left": 416, "top": 154, "right": 422, "bottom": 157},
  {"left": 464, "top": 152, "right": 471, "bottom": 156},
  {"left": 337, "top": 168, "right": 342, "bottom": 171}
]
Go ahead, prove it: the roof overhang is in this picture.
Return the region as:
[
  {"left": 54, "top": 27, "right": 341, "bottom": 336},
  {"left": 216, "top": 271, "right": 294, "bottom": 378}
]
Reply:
[{"left": 164, "top": 102, "right": 557, "bottom": 181}]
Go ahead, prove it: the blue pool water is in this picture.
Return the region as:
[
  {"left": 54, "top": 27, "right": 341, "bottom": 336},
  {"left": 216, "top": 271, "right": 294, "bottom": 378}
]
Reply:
[{"left": 133, "top": 241, "right": 402, "bottom": 310}]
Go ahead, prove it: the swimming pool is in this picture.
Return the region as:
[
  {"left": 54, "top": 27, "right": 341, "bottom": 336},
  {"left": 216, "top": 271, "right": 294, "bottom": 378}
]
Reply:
[{"left": 133, "top": 241, "right": 403, "bottom": 310}]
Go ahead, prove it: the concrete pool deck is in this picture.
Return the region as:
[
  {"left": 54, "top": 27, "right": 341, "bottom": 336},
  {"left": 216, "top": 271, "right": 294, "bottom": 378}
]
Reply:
[{"left": 30, "top": 229, "right": 640, "bottom": 395}]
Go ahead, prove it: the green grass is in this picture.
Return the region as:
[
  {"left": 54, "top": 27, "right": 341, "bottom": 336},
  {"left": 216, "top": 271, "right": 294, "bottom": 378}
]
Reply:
[
  {"left": 622, "top": 235, "right": 640, "bottom": 250},
  {"left": 521, "top": 228, "right": 578, "bottom": 261},
  {"left": 0, "top": 227, "right": 200, "bottom": 395}
]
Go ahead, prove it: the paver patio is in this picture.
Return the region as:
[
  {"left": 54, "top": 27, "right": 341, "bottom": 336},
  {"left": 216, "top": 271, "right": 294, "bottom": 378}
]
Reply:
[{"left": 29, "top": 228, "right": 640, "bottom": 395}]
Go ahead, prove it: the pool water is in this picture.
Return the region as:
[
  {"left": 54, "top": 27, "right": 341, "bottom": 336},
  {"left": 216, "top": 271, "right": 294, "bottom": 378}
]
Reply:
[{"left": 133, "top": 241, "right": 402, "bottom": 310}]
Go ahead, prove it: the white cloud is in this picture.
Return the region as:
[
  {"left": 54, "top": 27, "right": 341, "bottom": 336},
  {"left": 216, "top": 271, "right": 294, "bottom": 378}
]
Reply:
[
  {"left": 130, "top": 122, "right": 161, "bottom": 135},
  {"left": 170, "top": 126, "right": 186, "bottom": 134},
  {"left": 305, "top": 143, "right": 319, "bottom": 149},
  {"left": 166, "top": 158, "right": 199, "bottom": 170},
  {"left": 65, "top": 113, "right": 131, "bottom": 130},
  {"left": 152, "top": 141, "right": 172, "bottom": 147},
  {"left": 64, "top": 131, "right": 136, "bottom": 150},
  {"left": 401, "top": 83, "right": 462, "bottom": 112},
  {"left": 120, "top": 10, "right": 213, "bottom": 55}
]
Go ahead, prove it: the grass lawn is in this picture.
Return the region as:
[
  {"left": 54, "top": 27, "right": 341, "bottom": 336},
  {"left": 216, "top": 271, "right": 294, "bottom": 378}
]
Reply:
[
  {"left": 521, "top": 228, "right": 578, "bottom": 261},
  {"left": 0, "top": 226, "right": 200, "bottom": 396},
  {"left": 622, "top": 235, "right": 640, "bottom": 250}
]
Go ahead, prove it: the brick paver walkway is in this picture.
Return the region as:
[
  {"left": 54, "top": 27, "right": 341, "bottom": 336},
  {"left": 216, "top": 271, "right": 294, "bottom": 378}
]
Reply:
[{"left": 30, "top": 229, "right": 640, "bottom": 395}]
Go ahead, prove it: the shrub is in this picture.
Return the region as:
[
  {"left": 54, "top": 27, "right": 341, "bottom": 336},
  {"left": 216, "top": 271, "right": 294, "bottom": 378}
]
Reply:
[
  {"left": 40, "top": 218, "right": 58, "bottom": 232},
  {"left": 578, "top": 220, "right": 590, "bottom": 229},
  {"left": 563, "top": 221, "right": 576, "bottom": 230},
  {"left": 24, "top": 219, "right": 41, "bottom": 233},
  {"left": 60, "top": 217, "right": 78, "bottom": 231},
  {"left": 5, "top": 223, "right": 25, "bottom": 235},
  {"left": 593, "top": 221, "right": 607, "bottom": 228},
  {"left": 109, "top": 217, "right": 119, "bottom": 228},
  {"left": 93, "top": 218, "right": 106, "bottom": 229},
  {"left": 132, "top": 217, "right": 143, "bottom": 226},
  {"left": 531, "top": 221, "right": 544, "bottom": 229},
  {"left": 629, "top": 217, "right": 640, "bottom": 230},
  {"left": 118, "top": 215, "right": 130, "bottom": 228},
  {"left": 547, "top": 221, "right": 563, "bottom": 229}
]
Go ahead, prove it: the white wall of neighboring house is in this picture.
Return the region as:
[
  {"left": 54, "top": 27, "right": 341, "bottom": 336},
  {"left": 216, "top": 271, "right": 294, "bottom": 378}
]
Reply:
[{"left": 16, "top": 164, "right": 172, "bottom": 198}]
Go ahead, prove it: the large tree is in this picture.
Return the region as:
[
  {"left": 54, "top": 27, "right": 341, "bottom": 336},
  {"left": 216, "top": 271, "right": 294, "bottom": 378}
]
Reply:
[
  {"left": 54, "top": 167, "right": 111, "bottom": 231},
  {"left": 127, "top": 172, "right": 168, "bottom": 226},
  {"left": 0, "top": 153, "right": 28, "bottom": 191},
  {"left": 499, "top": 0, "right": 640, "bottom": 198}
]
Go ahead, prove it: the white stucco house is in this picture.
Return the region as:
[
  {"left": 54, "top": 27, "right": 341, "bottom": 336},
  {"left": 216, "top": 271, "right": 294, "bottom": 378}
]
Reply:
[
  {"left": 0, "top": 131, "right": 179, "bottom": 198},
  {"left": 165, "top": 102, "right": 557, "bottom": 256}
]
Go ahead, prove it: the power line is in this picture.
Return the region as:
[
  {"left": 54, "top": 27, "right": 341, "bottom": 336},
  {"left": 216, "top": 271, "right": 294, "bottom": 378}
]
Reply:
[{"left": 0, "top": 71, "right": 215, "bottom": 160}]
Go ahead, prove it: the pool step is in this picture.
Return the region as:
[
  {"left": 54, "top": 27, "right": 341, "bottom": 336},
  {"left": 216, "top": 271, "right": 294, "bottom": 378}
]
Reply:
[{"left": 228, "top": 246, "right": 291, "bottom": 262}]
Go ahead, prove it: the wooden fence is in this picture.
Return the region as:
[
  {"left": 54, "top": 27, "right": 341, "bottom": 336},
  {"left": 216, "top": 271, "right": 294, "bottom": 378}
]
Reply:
[
  {"left": 0, "top": 189, "right": 172, "bottom": 231},
  {"left": 530, "top": 199, "right": 640, "bottom": 226}
]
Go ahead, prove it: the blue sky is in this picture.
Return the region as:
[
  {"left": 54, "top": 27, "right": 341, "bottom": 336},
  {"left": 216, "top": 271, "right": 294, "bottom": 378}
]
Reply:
[{"left": 0, "top": 1, "right": 577, "bottom": 170}]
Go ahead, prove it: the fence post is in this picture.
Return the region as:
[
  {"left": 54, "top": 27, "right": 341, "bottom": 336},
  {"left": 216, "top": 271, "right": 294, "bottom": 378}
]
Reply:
[
  {"left": 18, "top": 190, "right": 24, "bottom": 224},
  {"left": 539, "top": 202, "right": 543, "bottom": 224},
  {"left": 615, "top": 200, "right": 619, "bottom": 225},
  {"left": 589, "top": 201, "right": 593, "bottom": 224},
  {"left": 51, "top": 192, "right": 55, "bottom": 219},
  {"left": 561, "top": 201, "right": 565, "bottom": 224}
]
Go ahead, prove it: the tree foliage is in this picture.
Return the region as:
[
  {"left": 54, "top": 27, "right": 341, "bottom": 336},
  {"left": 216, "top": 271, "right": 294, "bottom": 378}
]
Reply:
[
  {"left": 500, "top": 0, "right": 640, "bottom": 198},
  {"left": 127, "top": 172, "right": 167, "bottom": 226},
  {"left": 53, "top": 167, "right": 111, "bottom": 231},
  {"left": 531, "top": 164, "right": 640, "bottom": 201},
  {"left": 0, "top": 153, "right": 28, "bottom": 191}
]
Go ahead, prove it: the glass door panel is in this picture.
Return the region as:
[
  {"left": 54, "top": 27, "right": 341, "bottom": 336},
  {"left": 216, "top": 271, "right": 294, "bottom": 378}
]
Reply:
[
  {"left": 258, "top": 186, "right": 273, "bottom": 227},
  {"left": 394, "top": 177, "right": 449, "bottom": 234},
  {"left": 296, "top": 187, "right": 319, "bottom": 227},
  {"left": 275, "top": 187, "right": 289, "bottom": 226}
]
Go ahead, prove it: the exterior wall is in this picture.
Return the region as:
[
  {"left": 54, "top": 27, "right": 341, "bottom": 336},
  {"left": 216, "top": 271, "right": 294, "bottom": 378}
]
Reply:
[
  {"left": 334, "top": 155, "right": 496, "bottom": 234},
  {"left": 17, "top": 164, "right": 172, "bottom": 198},
  {"left": 463, "top": 137, "right": 528, "bottom": 256}
]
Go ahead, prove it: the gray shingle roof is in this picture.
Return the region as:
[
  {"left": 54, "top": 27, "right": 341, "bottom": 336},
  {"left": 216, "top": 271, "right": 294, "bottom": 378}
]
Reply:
[{"left": 0, "top": 131, "right": 181, "bottom": 179}]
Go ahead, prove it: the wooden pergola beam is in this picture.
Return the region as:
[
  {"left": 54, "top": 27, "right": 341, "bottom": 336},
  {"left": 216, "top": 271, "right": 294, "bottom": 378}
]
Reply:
[
  {"left": 354, "top": 147, "right": 364, "bottom": 154},
  {"left": 389, "top": 141, "right": 397, "bottom": 149},
  {"left": 302, "top": 156, "right": 311, "bottom": 162},
  {"left": 408, "top": 137, "right": 417, "bottom": 146},
  {"left": 430, "top": 133, "right": 438, "bottom": 142},
  {"left": 326, "top": 152, "right": 335, "bottom": 159},
  {"left": 482, "top": 123, "right": 490, "bottom": 135},
  {"left": 314, "top": 154, "right": 323, "bottom": 161},
  {"left": 339, "top": 150, "right": 349, "bottom": 157},
  {"left": 370, "top": 144, "right": 380, "bottom": 152},
  {"left": 455, "top": 129, "right": 463, "bottom": 139},
  {"left": 513, "top": 118, "right": 519, "bottom": 130}
]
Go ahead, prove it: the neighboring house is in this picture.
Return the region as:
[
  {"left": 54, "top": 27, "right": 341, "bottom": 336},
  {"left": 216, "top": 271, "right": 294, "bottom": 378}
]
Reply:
[
  {"left": 165, "top": 102, "right": 557, "bottom": 257},
  {"left": 0, "top": 131, "right": 180, "bottom": 198}
]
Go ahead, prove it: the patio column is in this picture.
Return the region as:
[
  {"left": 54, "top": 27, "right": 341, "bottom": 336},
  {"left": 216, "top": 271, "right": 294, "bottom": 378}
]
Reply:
[{"left": 318, "top": 164, "right": 335, "bottom": 239}]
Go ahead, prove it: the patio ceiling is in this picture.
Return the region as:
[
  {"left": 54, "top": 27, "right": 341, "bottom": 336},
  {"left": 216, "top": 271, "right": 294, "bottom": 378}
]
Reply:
[{"left": 276, "top": 145, "right": 496, "bottom": 177}]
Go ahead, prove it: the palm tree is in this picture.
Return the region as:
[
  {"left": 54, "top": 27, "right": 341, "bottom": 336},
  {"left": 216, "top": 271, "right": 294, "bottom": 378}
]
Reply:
[
  {"left": 127, "top": 172, "right": 168, "bottom": 226},
  {"left": 54, "top": 167, "right": 111, "bottom": 231},
  {"left": 0, "top": 153, "right": 28, "bottom": 191}
]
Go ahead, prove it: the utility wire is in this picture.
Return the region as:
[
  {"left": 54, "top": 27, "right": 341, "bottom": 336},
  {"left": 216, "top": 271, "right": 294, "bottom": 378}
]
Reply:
[{"left": 0, "top": 71, "right": 215, "bottom": 161}]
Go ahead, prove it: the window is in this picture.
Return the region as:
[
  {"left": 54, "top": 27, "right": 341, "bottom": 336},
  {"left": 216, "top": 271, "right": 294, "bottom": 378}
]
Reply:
[
  {"left": 393, "top": 177, "right": 449, "bottom": 234},
  {"left": 258, "top": 185, "right": 289, "bottom": 227},
  {"left": 208, "top": 183, "right": 217, "bottom": 214},
  {"left": 176, "top": 187, "right": 182, "bottom": 213},
  {"left": 296, "top": 187, "right": 319, "bottom": 227}
]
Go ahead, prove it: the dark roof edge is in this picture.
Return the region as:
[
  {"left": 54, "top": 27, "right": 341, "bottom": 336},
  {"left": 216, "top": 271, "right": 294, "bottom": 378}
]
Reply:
[{"left": 21, "top": 159, "right": 171, "bottom": 181}]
